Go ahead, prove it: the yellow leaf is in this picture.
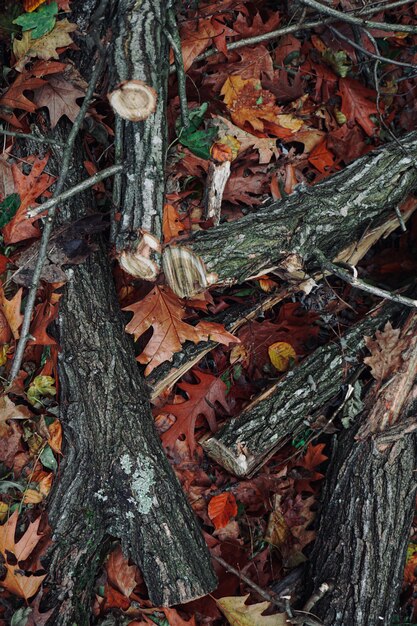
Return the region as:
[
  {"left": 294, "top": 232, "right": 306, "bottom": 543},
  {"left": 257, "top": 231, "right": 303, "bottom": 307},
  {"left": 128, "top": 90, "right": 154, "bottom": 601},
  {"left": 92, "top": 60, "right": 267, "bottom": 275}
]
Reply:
[
  {"left": 27, "top": 375, "right": 56, "bottom": 407},
  {"left": 220, "top": 76, "right": 255, "bottom": 108},
  {"left": 216, "top": 595, "right": 287, "bottom": 626},
  {"left": 23, "top": 488, "right": 43, "bottom": 504},
  {"left": 268, "top": 341, "right": 296, "bottom": 372},
  {"left": 0, "top": 502, "right": 8, "bottom": 522},
  {"left": 13, "top": 19, "right": 77, "bottom": 69}
]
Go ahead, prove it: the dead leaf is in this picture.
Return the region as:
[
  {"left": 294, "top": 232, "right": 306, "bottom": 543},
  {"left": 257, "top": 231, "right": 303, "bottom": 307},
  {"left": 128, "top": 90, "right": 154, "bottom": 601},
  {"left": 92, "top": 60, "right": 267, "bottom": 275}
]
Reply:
[
  {"left": 0, "top": 511, "right": 46, "bottom": 600},
  {"left": 364, "top": 321, "right": 403, "bottom": 382},
  {"left": 33, "top": 75, "right": 85, "bottom": 127},
  {"left": 124, "top": 286, "right": 237, "bottom": 375},
  {"left": 179, "top": 17, "right": 236, "bottom": 72},
  {"left": 338, "top": 77, "right": 378, "bottom": 137},
  {"left": 0, "top": 72, "right": 46, "bottom": 113},
  {"left": 0, "top": 395, "right": 33, "bottom": 422},
  {"left": 0, "top": 286, "right": 23, "bottom": 339},
  {"left": 163, "top": 204, "right": 183, "bottom": 242},
  {"left": 216, "top": 595, "right": 287, "bottom": 626},
  {"left": 13, "top": 19, "right": 77, "bottom": 70},
  {"left": 208, "top": 492, "right": 238, "bottom": 529},
  {"left": 160, "top": 369, "right": 229, "bottom": 453},
  {"left": 106, "top": 544, "right": 138, "bottom": 598}
]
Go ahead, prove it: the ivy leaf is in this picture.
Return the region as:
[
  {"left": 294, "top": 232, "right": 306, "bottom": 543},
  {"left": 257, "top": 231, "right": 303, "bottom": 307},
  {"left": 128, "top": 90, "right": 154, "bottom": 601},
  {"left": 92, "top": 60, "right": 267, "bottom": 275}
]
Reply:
[
  {"left": 0, "top": 194, "right": 20, "bottom": 228},
  {"left": 177, "top": 103, "right": 218, "bottom": 159},
  {"left": 13, "top": 2, "right": 58, "bottom": 39},
  {"left": 40, "top": 444, "right": 57, "bottom": 472}
]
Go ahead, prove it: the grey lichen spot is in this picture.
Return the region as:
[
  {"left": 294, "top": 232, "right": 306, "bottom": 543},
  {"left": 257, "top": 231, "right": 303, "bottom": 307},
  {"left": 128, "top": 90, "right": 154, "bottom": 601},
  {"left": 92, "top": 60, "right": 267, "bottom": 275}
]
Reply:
[
  {"left": 120, "top": 454, "right": 133, "bottom": 475},
  {"left": 94, "top": 489, "right": 108, "bottom": 502},
  {"left": 120, "top": 454, "right": 155, "bottom": 514}
]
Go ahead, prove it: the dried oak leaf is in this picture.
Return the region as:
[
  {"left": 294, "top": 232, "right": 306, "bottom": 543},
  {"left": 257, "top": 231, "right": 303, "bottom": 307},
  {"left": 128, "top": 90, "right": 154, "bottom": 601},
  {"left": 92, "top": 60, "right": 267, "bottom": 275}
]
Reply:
[
  {"left": 0, "top": 72, "right": 46, "bottom": 113},
  {"left": 13, "top": 19, "right": 77, "bottom": 70},
  {"left": 160, "top": 369, "right": 229, "bottom": 453},
  {"left": 33, "top": 75, "right": 84, "bottom": 127},
  {"left": 216, "top": 595, "right": 287, "bottom": 626},
  {"left": 179, "top": 16, "right": 236, "bottom": 72},
  {"left": 0, "top": 511, "right": 46, "bottom": 600},
  {"left": 124, "top": 286, "right": 238, "bottom": 375},
  {"left": 364, "top": 321, "right": 404, "bottom": 383},
  {"left": 338, "top": 77, "right": 378, "bottom": 137}
]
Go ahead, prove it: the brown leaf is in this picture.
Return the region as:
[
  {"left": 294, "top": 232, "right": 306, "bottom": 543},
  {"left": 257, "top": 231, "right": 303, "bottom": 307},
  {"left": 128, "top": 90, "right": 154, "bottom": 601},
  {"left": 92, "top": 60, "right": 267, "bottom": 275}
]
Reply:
[
  {"left": 364, "top": 321, "right": 403, "bottom": 382},
  {"left": 0, "top": 511, "right": 46, "bottom": 600},
  {"left": 33, "top": 75, "right": 85, "bottom": 128},
  {"left": 106, "top": 544, "right": 138, "bottom": 598},
  {"left": 161, "top": 369, "right": 229, "bottom": 453},
  {"left": 0, "top": 285, "right": 24, "bottom": 339},
  {"left": 124, "top": 286, "right": 237, "bottom": 375},
  {"left": 0, "top": 395, "right": 33, "bottom": 422},
  {"left": 0, "top": 158, "right": 14, "bottom": 199},
  {"left": 208, "top": 492, "right": 238, "bottom": 529},
  {"left": 180, "top": 17, "right": 236, "bottom": 72},
  {"left": 13, "top": 20, "right": 77, "bottom": 70},
  {"left": 0, "top": 73, "right": 46, "bottom": 113}
]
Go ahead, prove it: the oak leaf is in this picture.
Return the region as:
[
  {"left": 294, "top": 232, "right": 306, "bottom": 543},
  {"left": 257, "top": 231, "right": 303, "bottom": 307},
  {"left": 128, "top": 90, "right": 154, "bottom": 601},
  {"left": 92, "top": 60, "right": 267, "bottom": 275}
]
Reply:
[
  {"left": 179, "top": 17, "right": 235, "bottom": 71},
  {"left": 216, "top": 595, "right": 287, "bottom": 626},
  {"left": 106, "top": 544, "right": 138, "bottom": 598},
  {"left": 13, "top": 19, "right": 77, "bottom": 70},
  {"left": 33, "top": 75, "right": 85, "bottom": 127},
  {"left": 338, "top": 77, "right": 378, "bottom": 137},
  {"left": 163, "top": 204, "right": 183, "bottom": 242},
  {"left": 0, "top": 511, "right": 46, "bottom": 600},
  {"left": 213, "top": 116, "right": 280, "bottom": 164},
  {"left": 2, "top": 155, "right": 55, "bottom": 244},
  {"left": 160, "top": 369, "right": 229, "bottom": 453},
  {"left": 363, "top": 321, "right": 403, "bottom": 383},
  {"left": 0, "top": 285, "right": 23, "bottom": 339},
  {"left": 0, "top": 72, "right": 46, "bottom": 113},
  {"left": 208, "top": 492, "right": 238, "bottom": 529},
  {"left": 124, "top": 286, "right": 238, "bottom": 375}
]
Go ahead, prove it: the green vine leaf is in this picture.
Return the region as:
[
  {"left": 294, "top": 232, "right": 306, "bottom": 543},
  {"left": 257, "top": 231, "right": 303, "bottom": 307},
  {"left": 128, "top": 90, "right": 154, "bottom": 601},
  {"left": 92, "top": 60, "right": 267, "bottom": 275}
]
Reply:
[{"left": 0, "top": 194, "right": 20, "bottom": 228}]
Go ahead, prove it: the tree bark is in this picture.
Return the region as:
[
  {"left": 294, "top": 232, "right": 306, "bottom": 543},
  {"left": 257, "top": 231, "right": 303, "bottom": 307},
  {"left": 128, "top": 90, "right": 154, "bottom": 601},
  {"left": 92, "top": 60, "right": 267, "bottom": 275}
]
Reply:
[
  {"left": 307, "top": 428, "right": 417, "bottom": 626},
  {"left": 163, "top": 132, "right": 417, "bottom": 297},
  {"left": 202, "top": 303, "right": 398, "bottom": 477},
  {"left": 111, "top": 0, "right": 169, "bottom": 279}
]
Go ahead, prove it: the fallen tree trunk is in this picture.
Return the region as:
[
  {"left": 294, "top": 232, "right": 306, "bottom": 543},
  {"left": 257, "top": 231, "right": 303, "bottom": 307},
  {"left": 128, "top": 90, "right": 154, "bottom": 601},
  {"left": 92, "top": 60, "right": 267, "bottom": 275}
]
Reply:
[
  {"left": 202, "top": 302, "right": 398, "bottom": 477},
  {"left": 163, "top": 132, "right": 417, "bottom": 297},
  {"left": 110, "top": 0, "right": 169, "bottom": 279},
  {"left": 306, "top": 310, "right": 417, "bottom": 626}
]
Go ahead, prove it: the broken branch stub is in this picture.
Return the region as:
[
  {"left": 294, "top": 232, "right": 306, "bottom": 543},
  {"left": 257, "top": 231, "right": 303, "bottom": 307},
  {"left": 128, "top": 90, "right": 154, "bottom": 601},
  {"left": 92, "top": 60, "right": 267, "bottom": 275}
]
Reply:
[{"left": 108, "top": 80, "right": 157, "bottom": 122}]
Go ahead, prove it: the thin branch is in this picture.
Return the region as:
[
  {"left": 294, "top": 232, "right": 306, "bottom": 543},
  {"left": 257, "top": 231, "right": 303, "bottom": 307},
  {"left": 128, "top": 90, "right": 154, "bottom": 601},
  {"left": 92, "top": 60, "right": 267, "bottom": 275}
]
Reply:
[
  {"left": 166, "top": 9, "right": 189, "bottom": 128},
  {"left": 211, "top": 555, "right": 285, "bottom": 610},
  {"left": 27, "top": 164, "right": 123, "bottom": 218},
  {"left": 329, "top": 26, "right": 417, "bottom": 70},
  {"left": 8, "top": 53, "right": 107, "bottom": 384},
  {"left": 171, "top": 0, "right": 417, "bottom": 71},
  {"left": 299, "top": 0, "right": 417, "bottom": 34},
  {"left": 314, "top": 250, "right": 417, "bottom": 309},
  {"left": 0, "top": 127, "right": 64, "bottom": 147}
]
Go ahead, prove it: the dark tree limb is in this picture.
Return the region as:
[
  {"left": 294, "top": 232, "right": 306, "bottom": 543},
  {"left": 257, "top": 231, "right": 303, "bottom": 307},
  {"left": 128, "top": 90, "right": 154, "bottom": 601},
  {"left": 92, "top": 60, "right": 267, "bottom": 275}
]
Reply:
[
  {"left": 307, "top": 427, "right": 417, "bottom": 625},
  {"left": 163, "top": 132, "right": 417, "bottom": 298},
  {"left": 110, "top": 0, "right": 170, "bottom": 280},
  {"left": 202, "top": 303, "right": 399, "bottom": 477}
]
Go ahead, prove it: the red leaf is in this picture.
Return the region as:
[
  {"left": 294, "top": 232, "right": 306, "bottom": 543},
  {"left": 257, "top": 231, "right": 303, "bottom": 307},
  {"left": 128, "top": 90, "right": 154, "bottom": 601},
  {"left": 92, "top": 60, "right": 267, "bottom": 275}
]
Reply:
[
  {"left": 208, "top": 492, "right": 238, "bottom": 529},
  {"left": 338, "top": 77, "right": 378, "bottom": 137}
]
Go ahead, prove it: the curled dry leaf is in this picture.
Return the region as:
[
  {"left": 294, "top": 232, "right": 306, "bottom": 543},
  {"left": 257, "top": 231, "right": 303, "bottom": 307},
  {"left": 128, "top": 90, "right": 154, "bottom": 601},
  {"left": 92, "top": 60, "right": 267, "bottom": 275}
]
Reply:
[
  {"left": 216, "top": 594, "right": 287, "bottom": 626},
  {"left": 363, "top": 321, "right": 403, "bottom": 383}
]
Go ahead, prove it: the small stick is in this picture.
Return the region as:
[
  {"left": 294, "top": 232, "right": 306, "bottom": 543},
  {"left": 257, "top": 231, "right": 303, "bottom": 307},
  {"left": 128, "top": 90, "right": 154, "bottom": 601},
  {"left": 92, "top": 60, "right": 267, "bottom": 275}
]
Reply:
[
  {"left": 314, "top": 250, "right": 417, "bottom": 309},
  {"left": 329, "top": 26, "right": 417, "bottom": 70},
  {"left": 8, "top": 53, "right": 107, "bottom": 384},
  {"left": 300, "top": 0, "right": 417, "bottom": 34},
  {"left": 173, "top": 0, "right": 417, "bottom": 72},
  {"left": 27, "top": 164, "right": 123, "bottom": 218},
  {"left": 0, "top": 128, "right": 64, "bottom": 147},
  {"left": 212, "top": 554, "right": 285, "bottom": 611}
]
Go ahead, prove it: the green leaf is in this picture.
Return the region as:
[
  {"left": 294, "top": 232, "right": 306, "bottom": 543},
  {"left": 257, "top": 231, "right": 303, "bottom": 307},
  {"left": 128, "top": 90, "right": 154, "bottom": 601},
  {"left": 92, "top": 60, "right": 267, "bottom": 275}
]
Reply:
[
  {"left": 0, "top": 480, "right": 25, "bottom": 493},
  {"left": 179, "top": 127, "right": 217, "bottom": 160},
  {"left": 27, "top": 375, "right": 56, "bottom": 407},
  {"left": 322, "top": 49, "right": 351, "bottom": 78},
  {"left": 40, "top": 444, "right": 57, "bottom": 472},
  {"left": 13, "top": 2, "right": 58, "bottom": 39},
  {"left": 0, "top": 194, "right": 20, "bottom": 228}
]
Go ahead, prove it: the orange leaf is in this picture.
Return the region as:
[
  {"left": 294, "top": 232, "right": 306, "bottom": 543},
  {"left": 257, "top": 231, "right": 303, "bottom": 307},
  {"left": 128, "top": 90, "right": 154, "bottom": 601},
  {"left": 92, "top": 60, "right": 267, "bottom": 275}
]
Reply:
[
  {"left": 48, "top": 419, "right": 62, "bottom": 454},
  {"left": 24, "top": 0, "right": 47, "bottom": 10},
  {"left": 124, "top": 286, "right": 237, "bottom": 375},
  {"left": 0, "top": 285, "right": 23, "bottom": 340},
  {"left": 208, "top": 492, "right": 238, "bottom": 529},
  {"left": 163, "top": 204, "right": 183, "bottom": 242}
]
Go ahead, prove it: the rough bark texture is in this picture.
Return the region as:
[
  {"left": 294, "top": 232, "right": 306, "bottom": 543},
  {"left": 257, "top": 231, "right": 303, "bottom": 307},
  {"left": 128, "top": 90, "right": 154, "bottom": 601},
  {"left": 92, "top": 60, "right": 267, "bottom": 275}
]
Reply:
[
  {"left": 202, "top": 303, "right": 399, "bottom": 477},
  {"left": 111, "top": 0, "right": 169, "bottom": 270},
  {"left": 308, "top": 427, "right": 417, "bottom": 626},
  {"left": 163, "top": 132, "right": 417, "bottom": 296}
]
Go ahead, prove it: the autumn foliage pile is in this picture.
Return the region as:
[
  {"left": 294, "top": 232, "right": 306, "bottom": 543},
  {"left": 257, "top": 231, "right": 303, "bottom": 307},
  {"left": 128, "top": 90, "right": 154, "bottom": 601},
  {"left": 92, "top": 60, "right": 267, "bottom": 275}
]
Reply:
[{"left": 1, "top": 0, "right": 417, "bottom": 624}]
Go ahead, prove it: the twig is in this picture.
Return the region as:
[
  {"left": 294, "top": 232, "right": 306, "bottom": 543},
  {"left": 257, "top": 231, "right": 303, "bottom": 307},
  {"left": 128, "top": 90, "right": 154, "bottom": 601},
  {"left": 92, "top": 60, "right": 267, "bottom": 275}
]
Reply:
[
  {"left": 171, "top": 0, "right": 417, "bottom": 72},
  {"left": 166, "top": 9, "right": 189, "bottom": 128},
  {"left": 329, "top": 26, "right": 417, "bottom": 70},
  {"left": 0, "top": 127, "right": 64, "bottom": 147},
  {"left": 299, "top": 0, "right": 417, "bottom": 34},
  {"left": 211, "top": 554, "right": 285, "bottom": 611},
  {"left": 27, "top": 164, "right": 123, "bottom": 218},
  {"left": 313, "top": 250, "right": 417, "bottom": 309},
  {"left": 8, "top": 53, "right": 107, "bottom": 384},
  {"left": 110, "top": 115, "right": 123, "bottom": 244}
]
